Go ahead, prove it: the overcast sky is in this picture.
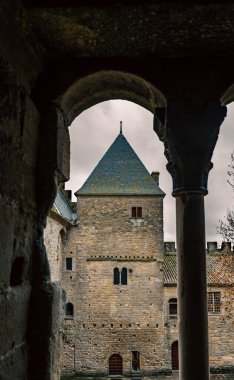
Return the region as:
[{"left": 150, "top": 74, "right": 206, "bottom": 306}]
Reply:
[{"left": 66, "top": 100, "right": 234, "bottom": 245}]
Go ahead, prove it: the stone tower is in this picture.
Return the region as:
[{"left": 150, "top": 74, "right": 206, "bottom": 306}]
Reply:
[{"left": 61, "top": 131, "right": 166, "bottom": 377}]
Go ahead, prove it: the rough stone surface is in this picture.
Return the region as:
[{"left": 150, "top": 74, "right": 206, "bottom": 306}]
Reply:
[
  {"left": 61, "top": 195, "right": 165, "bottom": 376},
  {"left": 1, "top": 1, "right": 234, "bottom": 379},
  {"left": 45, "top": 194, "right": 233, "bottom": 379}
]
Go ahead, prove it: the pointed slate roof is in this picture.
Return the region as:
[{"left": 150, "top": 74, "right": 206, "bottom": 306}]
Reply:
[{"left": 75, "top": 133, "right": 165, "bottom": 196}]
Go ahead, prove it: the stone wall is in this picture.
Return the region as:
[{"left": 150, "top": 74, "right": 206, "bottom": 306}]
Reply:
[
  {"left": 0, "top": 51, "right": 41, "bottom": 379},
  {"left": 61, "top": 195, "right": 167, "bottom": 376},
  {"left": 164, "top": 284, "right": 234, "bottom": 371},
  {"left": 0, "top": 4, "right": 67, "bottom": 378},
  {"left": 44, "top": 214, "right": 67, "bottom": 282}
]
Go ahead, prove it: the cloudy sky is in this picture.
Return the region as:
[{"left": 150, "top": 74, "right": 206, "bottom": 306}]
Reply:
[{"left": 66, "top": 100, "right": 234, "bottom": 245}]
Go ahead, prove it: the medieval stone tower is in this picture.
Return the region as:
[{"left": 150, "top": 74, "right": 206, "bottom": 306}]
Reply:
[{"left": 61, "top": 131, "right": 166, "bottom": 377}]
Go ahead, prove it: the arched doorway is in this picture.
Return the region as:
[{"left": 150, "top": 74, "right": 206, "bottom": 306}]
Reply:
[
  {"left": 109, "top": 354, "right": 123, "bottom": 376},
  {"left": 171, "top": 341, "right": 179, "bottom": 370}
]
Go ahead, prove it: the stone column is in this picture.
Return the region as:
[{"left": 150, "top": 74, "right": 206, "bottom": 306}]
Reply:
[{"left": 154, "top": 100, "right": 227, "bottom": 380}]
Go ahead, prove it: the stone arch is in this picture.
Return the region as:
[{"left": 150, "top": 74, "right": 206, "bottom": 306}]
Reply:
[
  {"left": 60, "top": 228, "right": 66, "bottom": 245},
  {"left": 220, "top": 83, "right": 234, "bottom": 106},
  {"left": 57, "top": 70, "right": 166, "bottom": 126},
  {"left": 171, "top": 341, "right": 179, "bottom": 370},
  {"left": 109, "top": 354, "right": 123, "bottom": 376},
  {"left": 65, "top": 302, "right": 74, "bottom": 318}
]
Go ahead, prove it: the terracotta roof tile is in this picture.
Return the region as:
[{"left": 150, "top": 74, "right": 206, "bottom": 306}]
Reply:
[{"left": 164, "top": 254, "right": 233, "bottom": 285}]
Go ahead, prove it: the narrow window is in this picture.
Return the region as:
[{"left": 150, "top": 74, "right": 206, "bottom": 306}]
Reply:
[
  {"left": 66, "top": 257, "right": 72, "bottom": 270},
  {"left": 171, "top": 341, "right": 179, "bottom": 370},
  {"left": 208, "top": 292, "right": 221, "bottom": 313},
  {"left": 137, "top": 207, "right": 142, "bottom": 218},
  {"left": 131, "top": 207, "right": 142, "bottom": 218},
  {"left": 109, "top": 354, "right": 123, "bottom": 376},
  {"left": 121, "top": 268, "right": 127, "bottom": 285},
  {"left": 65, "top": 302, "right": 74, "bottom": 318},
  {"left": 114, "top": 268, "right": 120, "bottom": 285},
  {"left": 132, "top": 207, "right": 137, "bottom": 218},
  {"left": 169, "top": 298, "right": 177, "bottom": 318}
]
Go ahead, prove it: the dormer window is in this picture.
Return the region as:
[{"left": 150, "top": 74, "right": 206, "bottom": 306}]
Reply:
[{"left": 131, "top": 207, "right": 142, "bottom": 218}]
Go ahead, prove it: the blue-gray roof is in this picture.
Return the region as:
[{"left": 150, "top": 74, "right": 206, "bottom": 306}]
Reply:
[
  {"left": 75, "top": 133, "right": 165, "bottom": 196},
  {"left": 53, "top": 188, "right": 75, "bottom": 222}
]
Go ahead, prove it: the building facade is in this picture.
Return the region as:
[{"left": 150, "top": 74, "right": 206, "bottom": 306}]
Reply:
[{"left": 45, "top": 133, "right": 234, "bottom": 379}]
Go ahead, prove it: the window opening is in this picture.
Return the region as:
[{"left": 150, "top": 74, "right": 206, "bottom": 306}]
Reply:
[
  {"left": 208, "top": 292, "right": 221, "bottom": 313},
  {"left": 131, "top": 207, "right": 142, "bottom": 218},
  {"left": 109, "top": 354, "right": 123, "bottom": 376},
  {"left": 114, "top": 268, "right": 120, "bottom": 285},
  {"left": 171, "top": 341, "right": 179, "bottom": 370},
  {"left": 65, "top": 302, "right": 74, "bottom": 318},
  {"left": 66, "top": 257, "right": 73, "bottom": 270},
  {"left": 121, "top": 268, "right": 127, "bottom": 285},
  {"left": 169, "top": 298, "right": 177, "bottom": 318},
  {"left": 132, "top": 351, "right": 140, "bottom": 371}
]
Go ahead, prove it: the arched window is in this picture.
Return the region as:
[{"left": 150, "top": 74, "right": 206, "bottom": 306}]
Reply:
[
  {"left": 169, "top": 298, "right": 177, "bottom": 318},
  {"left": 65, "top": 302, "right": 74, "bottom": 318},
  {"left": 171, "top": 341, "right": 179, "bottom": 370},
  {"left": 60, "top": 229, "right": 66, "bottom": 244},
  {"left": 109, "top": 354, "right": 123, "bottom": 375},
  {"left": 121, "top": 268, "right": 127, "bottom": 285},
  {"left": 114, "top": 268, "right": 120, "bottom": 285}
]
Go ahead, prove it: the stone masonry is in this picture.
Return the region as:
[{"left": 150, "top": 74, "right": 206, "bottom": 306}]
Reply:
[
  {"left": 44, "top": 133, "right": 234, "bottom": 379},
  {"left": 61, "top": 195, "right": 166, "bottom": 377}
]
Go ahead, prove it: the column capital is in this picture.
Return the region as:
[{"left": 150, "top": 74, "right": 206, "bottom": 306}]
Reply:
[{"left": 154, "top": 100, "right": 227, "bottom": 196}]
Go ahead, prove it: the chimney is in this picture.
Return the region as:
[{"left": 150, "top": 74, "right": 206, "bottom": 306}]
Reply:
[
  {"left": 207, "top": 242, "right": 217, "bottom": 253},
  {"left": 151, "top": 171, "right": 160, "bottom": 186},
  {"left": 65, "top": 190, "right": 72, "bottom": 201},
  {"left": 221, "top": 241, "right": 232, "bottom": 252},
  {"left": 164, "top": 242, "right": 176, "bottom": 253}
]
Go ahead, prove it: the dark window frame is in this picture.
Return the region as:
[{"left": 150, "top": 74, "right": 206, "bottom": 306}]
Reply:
[
  {"left": 208, "top": 291, "right": 221, "bottom": 314},
  {"left": 121, "top": 268, "right": 128, "bottom": 285},
  {"left": 66, "top": 257, "right": 73, "bottom": 271},
  {"left": 131, "top": 206, "right": 142, "bottom": 218},
  {"left": 169, "top": 298, "right": 177, "bottom": 318},
  {"left": 65, "top": 302, "right": 74, "bottom": 318},
  {"left": 113, "top": 267, "right": 128, "bottom": 286},
  {"left": 114, "top": 268, "right": 120, "bottom": 285}
]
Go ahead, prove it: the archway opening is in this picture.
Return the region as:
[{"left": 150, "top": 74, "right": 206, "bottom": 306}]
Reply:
[
  {"left": 65, "top": 99, "right": 175, "bottom": 242},
  {"left": 171, "top": 341, "right": 179, "bottom": 370},
  {"left": 109, "top": 354, "right": 123, "bottom": 376}
]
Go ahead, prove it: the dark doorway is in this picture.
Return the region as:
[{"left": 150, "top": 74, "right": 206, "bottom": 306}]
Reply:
[
  {"left": 132, "top": 351, "right": 140, "bottom": 371},
  {"left": 109, "top": 354, "right": 123, "bottom": 376},
  {"left": 171, "top": 341, "right": 179, "bottom": 370}
]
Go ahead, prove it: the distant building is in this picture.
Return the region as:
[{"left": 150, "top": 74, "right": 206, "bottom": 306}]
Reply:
[{"left": 44, "top": 132, "right": 234, "bottom": 379}]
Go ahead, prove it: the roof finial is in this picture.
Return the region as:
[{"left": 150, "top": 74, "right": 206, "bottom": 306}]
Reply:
[{"left": 120, "top": 121, "right": 123, "bottom": 134}]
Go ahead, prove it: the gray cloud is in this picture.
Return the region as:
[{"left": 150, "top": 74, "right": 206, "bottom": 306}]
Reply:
[{"left": 66, "top": 101, "right": 234, "bottom": 245}]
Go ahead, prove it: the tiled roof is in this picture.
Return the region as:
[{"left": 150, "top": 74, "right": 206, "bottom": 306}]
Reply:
[
  {"left": 75, "top": 133, "right": 165, "bottom": 196},
  {"left": 164, "top": 254, "right": 233, "bottom": 285},
  {"left": 53, "top": 187, "right": 75, "bottom": 223}
]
